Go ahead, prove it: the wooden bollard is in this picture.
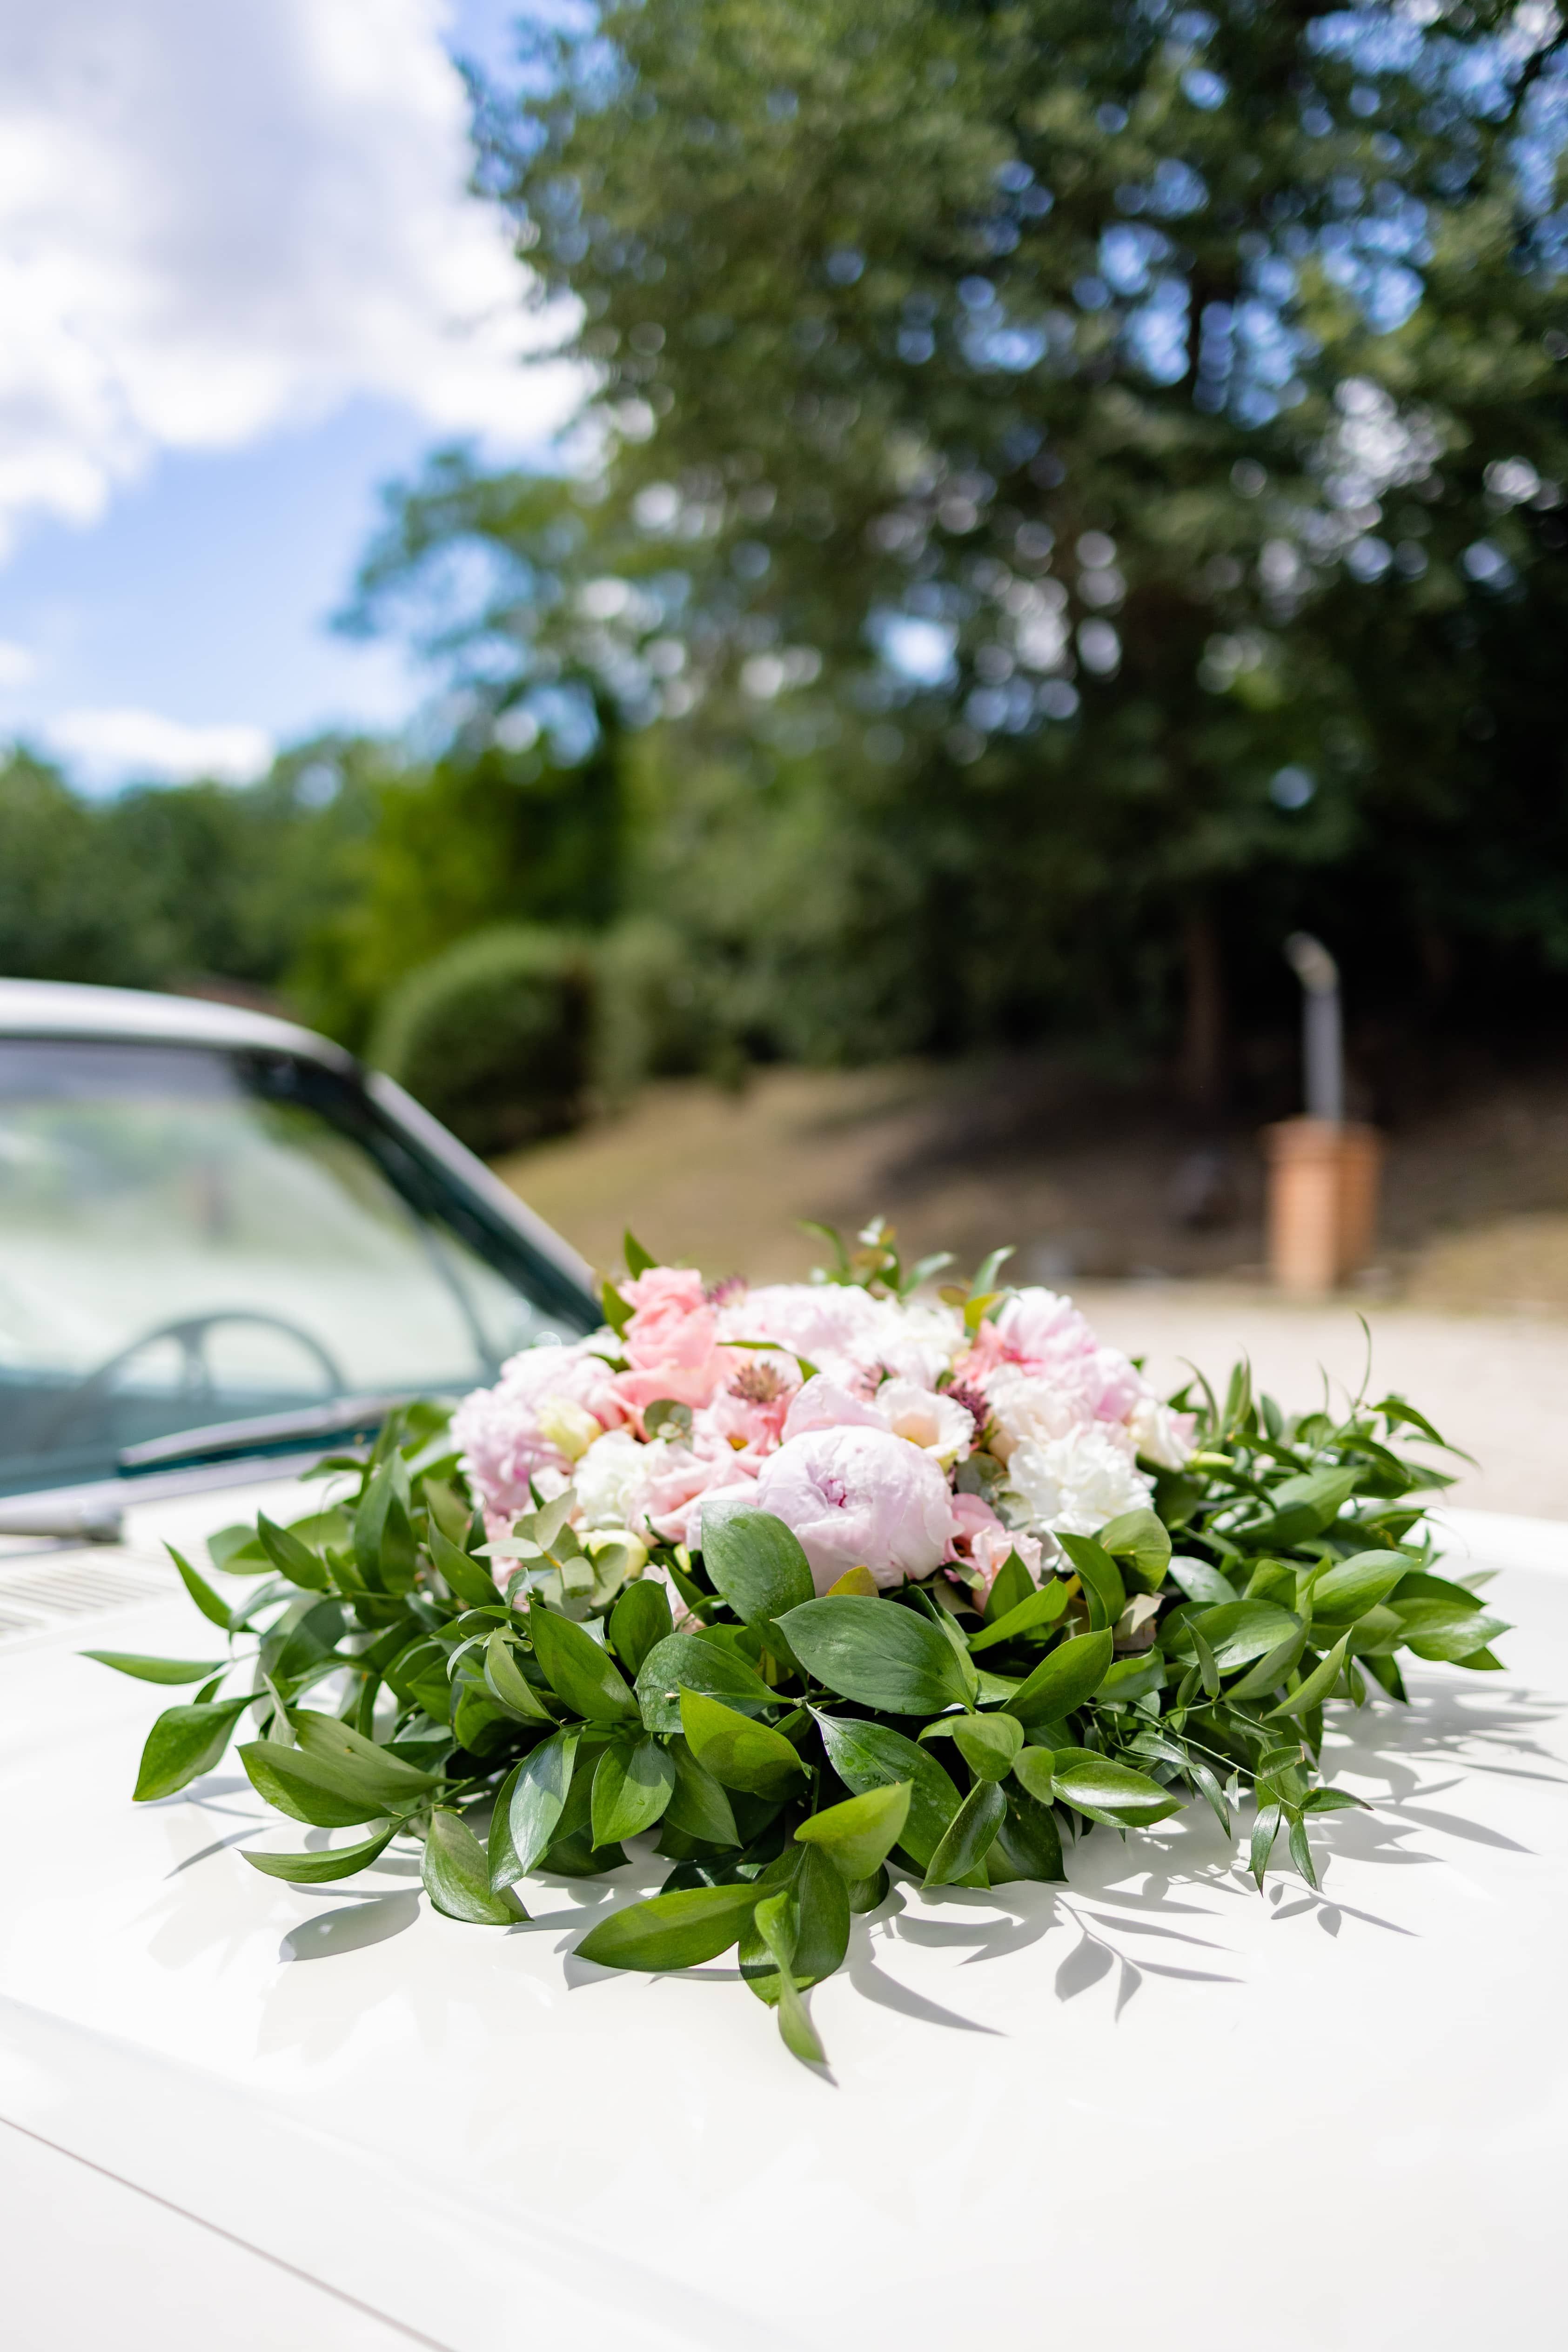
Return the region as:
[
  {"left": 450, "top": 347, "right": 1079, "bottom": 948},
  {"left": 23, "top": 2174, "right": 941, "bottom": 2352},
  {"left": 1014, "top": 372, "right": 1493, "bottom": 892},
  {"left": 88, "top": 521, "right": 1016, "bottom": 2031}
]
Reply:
[{"left": 1263, "top": 1118, "right": 1384, "bottom": 1295}]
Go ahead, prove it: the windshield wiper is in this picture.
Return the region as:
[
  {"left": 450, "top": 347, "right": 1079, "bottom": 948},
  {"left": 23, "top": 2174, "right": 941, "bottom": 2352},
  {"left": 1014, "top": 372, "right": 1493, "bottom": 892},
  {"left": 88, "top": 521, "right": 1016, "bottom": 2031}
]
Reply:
[{"left": 118, "top": 1394, "right": 423, "bottom": 1474}]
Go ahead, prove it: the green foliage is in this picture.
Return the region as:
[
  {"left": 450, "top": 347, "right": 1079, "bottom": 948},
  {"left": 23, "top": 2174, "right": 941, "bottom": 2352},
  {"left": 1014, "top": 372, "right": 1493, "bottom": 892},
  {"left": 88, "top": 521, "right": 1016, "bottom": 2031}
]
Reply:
[
  {"left": 341, "top": 0, "right": 1568, "bottom": 1076},
  {"left": 99, "top": 1343, "right": 1505, "bottom": 2068},
  {"left": 370, "top": 925, "right": 598, "bottom": 1155}
]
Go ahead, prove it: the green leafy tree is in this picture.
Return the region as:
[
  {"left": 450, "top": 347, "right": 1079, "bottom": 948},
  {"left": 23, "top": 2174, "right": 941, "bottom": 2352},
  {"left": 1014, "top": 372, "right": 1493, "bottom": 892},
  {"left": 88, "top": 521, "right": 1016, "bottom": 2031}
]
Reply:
[{"left": 353, "top": 0, "right": 1567, "bottom": 1089}]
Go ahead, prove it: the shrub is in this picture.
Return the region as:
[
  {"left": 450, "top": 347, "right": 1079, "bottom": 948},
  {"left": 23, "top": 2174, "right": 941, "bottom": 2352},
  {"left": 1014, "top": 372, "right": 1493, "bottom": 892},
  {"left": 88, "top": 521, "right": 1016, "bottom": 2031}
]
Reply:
[{"left": 370, "top": 926, "right": 596, "bottom": 1157}]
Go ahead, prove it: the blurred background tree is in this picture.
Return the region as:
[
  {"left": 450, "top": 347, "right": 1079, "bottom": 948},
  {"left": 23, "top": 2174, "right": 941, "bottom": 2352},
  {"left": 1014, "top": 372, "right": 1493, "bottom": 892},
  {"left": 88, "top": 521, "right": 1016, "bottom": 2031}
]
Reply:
[{"left": 3, "top": 0, "right": 1565, "bottom": 1155}]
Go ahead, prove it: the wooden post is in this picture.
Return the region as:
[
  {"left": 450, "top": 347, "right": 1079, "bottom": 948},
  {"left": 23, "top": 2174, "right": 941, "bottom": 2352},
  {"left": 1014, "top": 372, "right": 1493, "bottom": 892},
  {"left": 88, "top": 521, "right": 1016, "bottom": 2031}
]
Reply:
[{"left": 1263, "top": 1118, "right": 1384, "bottom": 1295}]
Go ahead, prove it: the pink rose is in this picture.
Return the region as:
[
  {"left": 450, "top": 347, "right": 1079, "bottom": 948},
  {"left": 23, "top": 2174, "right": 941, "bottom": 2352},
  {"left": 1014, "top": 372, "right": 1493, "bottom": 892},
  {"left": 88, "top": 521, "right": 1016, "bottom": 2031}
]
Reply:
[
  {"left": 750, "top": 1424, "right": 958, "bottom": 1593},
  {"left": 614, "top": 1266, "right": 730, "bottom": 1414}
]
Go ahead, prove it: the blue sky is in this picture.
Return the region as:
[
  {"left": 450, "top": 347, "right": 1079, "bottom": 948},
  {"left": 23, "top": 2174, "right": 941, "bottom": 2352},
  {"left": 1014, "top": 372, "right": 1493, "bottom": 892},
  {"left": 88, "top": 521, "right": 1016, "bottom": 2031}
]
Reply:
[{"left": 0, "top": 2, "right": 576, "bottom": 790}]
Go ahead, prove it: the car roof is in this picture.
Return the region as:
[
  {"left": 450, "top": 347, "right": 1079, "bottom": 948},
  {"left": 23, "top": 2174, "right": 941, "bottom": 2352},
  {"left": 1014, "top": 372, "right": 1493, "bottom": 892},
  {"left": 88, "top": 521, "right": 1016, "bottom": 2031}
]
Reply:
[{"left": 0, "top": 977, "right": 352, "bottom": 1069}]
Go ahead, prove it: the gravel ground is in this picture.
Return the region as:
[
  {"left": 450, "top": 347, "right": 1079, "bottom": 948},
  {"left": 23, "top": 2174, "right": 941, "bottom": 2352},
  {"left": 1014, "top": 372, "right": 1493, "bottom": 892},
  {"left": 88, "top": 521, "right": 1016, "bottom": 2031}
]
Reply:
[{"left": 1077, "top": 1285, "right": 1568, "bottom": 1521}]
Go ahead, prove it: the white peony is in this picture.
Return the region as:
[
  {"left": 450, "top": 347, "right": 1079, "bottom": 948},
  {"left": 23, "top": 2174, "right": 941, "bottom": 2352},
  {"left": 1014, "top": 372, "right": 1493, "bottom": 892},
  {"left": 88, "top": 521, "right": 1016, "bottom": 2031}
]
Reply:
[
  {"left": 984, "top": 1367, "right": 1086, "bottom": 1463},
  {"left": 1003, "top": 1423, "right": 1155, "bottom": 1539},
  {"left": 1127, "top": 1394, "right": 1196, "bottom": 1471},
  {"left": 573, "top": 1427, "right": 650, "bottom": 1529}
]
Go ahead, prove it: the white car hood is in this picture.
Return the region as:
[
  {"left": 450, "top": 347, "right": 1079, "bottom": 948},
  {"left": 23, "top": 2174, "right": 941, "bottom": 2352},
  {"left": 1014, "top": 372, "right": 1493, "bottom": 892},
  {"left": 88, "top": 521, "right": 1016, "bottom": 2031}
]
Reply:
[{"left": 0, "top": 1481, "right": 1565, "bottom": 2351}]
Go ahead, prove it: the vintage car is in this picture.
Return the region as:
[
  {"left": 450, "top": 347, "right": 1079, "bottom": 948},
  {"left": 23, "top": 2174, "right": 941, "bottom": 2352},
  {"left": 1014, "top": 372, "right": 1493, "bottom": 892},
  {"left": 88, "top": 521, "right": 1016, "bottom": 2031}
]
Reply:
[{"left": 0, "top": 980, "right": 1562, "bottom": 2351}]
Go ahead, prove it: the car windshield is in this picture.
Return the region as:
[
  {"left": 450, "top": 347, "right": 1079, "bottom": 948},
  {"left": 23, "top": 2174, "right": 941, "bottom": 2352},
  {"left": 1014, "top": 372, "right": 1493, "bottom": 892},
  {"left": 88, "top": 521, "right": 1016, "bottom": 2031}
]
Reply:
[{"left": 0, "top": 1038, "right": 595, "bottom": 1497}]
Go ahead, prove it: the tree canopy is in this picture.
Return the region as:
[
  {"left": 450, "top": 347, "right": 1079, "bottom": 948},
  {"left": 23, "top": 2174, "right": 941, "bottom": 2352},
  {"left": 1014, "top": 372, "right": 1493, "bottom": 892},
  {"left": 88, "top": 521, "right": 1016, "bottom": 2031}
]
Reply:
[{"left": 349, "top": 0, "right": 1568, "bottom": 1092}]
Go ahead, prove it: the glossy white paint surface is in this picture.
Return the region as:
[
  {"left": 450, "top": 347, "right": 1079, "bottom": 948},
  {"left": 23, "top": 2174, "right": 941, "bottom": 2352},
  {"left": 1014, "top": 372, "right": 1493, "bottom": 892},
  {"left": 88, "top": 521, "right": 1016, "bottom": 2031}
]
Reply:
[{"left": 0, "top": 1484, "right": 1563, "bottom": 2351}]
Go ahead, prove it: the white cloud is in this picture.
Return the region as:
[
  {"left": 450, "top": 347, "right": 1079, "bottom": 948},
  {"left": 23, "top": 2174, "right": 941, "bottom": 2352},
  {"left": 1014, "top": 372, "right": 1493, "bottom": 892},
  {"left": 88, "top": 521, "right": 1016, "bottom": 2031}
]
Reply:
[
  {"left": 0, "top": 0, "right": 583, "bottom": 556},
  {"left": 41, "top": 708, "right": 274, "bottom": 788},
  {"left": 0, "top": 641, "right": 36, "bottom": 686}
]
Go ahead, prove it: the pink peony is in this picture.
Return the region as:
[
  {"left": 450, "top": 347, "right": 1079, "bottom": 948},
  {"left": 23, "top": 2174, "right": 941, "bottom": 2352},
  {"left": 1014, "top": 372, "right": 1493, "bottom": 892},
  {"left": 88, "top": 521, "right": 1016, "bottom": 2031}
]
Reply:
[
  {"left": 614, "top": 1266, "right": 730, "bottom": 1414},
  {"left": 453, "top": 1341, "right": 626, "bottom": 1524},
  {"left": 946, "top": 1492, "right": 1045, "bottom": 1596},
  {"left": 718, "top": 1283, "right": 962, "bottom": 1393},
  {"left": 750, "top": 1424, "right": 958, "bottom": 1593}
]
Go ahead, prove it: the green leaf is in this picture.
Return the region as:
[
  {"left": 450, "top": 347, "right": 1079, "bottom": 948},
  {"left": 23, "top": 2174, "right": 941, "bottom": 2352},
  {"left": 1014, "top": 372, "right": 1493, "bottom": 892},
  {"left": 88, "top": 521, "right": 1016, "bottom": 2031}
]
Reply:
[
  {"left": 291, "top": 1711, "right": 441, "bottom": 1803},
  {"left": 241, "top": 1824, "right": 398, "bottom": 1883},
  {"left": 990, "top": 1787, "right": 1066, "bottom": 1884},
  {"left": 508, "top": 1728, "right": 580, "bottom": 1874},
  {"left": 576, "top": 1881, "right": 761, "bottom": 1971},
  {"left": 1049, "top": 1751, "right": 1183, "bottom": 1828},
  {"left": 430, "top": 1524, "right": 502, "bottom": 1609},
  {"left": 775, "top": 1596, "right": 970, "bottom": 1715},
  {"left": 950, "top": 1713, "right": 1023, "bottom": 1781},
  {"left": 1097, "top": 1652, "right": 1166, "bottom": 1707},
  {"left": 1011, "top": 1746, "right": 1057, "bottom": 1805},
  {"left": 968, "top": 1581, "right": 1068, "bottom": 1654},
  {"left": 423, "top": 1810, "right": 527, "bottom": 1924},
  {"left": 794, "top": 1782, "right": 911, "bottom": 1881},
  {"left": 1302, "top": 1786, "right": 1368, "bottom": 1814},
  {"left": 813, "top": 1713, "right": 962, "bottom": 1870},
  {"left": 529, "top": 1606, "right": 639, "bottom": 1723},
  {"left": 982, "top": 1549, "right": 1035, "bottom": 1625},
  {"left": 1190, "top": 1620, "right": 1220, "bottom": 1700},
  {"left": 1226, "top": 1622, "right": 1310, "bottom": 1701},
  {"left": 483, "top": 1630, "right": 557, "bottom": 1723},
  {"left": 924, "top": 1778, "right": 1007, "bottom": 1886},
  {"left": 699, "top": 1504, "right": 815, "bottom": 1628},
  {"left": 623, "top": 1228, "right": 657, "bottom": 1277},
  {"left": 591, "top": 1736, "right": 676, "bottom": 1845},
  {"left": 634, "top": 1631, "right": 778, "bottom": 1735},
  {"left": 165, "top": 1543, "right": 235, "bottom": 1631},
  {"left": 1250, "top": 1799, "right": 1283, "bottom": 1886},
  {"left": 1246, "top": 1466, "right": 1360, "bottom": 1548},
  {"left": 354, "top": 1460, "right": 418, "bottom": 1594},
  {"left": 1004, "top": 1628, "right": 1114, "bottom": 1727},
  {"left": 207, "top": 1524, "right": 270, "bottom": 1575},
  {"left": 970, "top": 1244, "right": 1015, "bottom": 1298},
  {"left": 1402, "top": 1612, "right": 1511, "bottom": 1662},
  {"left": 752, "top": 1890, "right": 826, "bottom": 2064},
  {"left": 664, "top": 1735, "right": 740, "bottom": 1846},
  {"left": 83, "top": 1651, "right": 225, "bottom": 1686},
  {"left": 1267, "top": 1633, "right": 1352, "bottom": 1718},
  {"left": 600, "top": 1278, "right": 631, "bottom": 1337},
  {"left": 609, "top": 1577, "right": 674, "bottom": 1675},
  {"left": 255, "top": 1513, "right": 330, "bottom": 1592},
  {"left": 133, "top": 1695, "right": 251, "bottom": 1800},
  {"left": 678, "top": 1687, "right": 806, "bottom": 1798},
  {"left": 1287, "top": 1814, "right": 1319, "bottom": 1888},
  {"left": 1097, "top": 1508, "right": 1171, "bottom": 1587},
  {"left": 1310, "top": 1550, "right": 1413, "bottom": 1621},
  {"left": 1175, "top": 1600, "right": 1302, "bottom": 1673},
  {"left": 1167, "top": 1555, "right": 1240, "bottom": 1607},
  {"left": 1057, "top": 1533, "right": 1125, "bottom": 1630},
  {"left": 239, "top": 1740, "right": 392, "bottom": 1827}
]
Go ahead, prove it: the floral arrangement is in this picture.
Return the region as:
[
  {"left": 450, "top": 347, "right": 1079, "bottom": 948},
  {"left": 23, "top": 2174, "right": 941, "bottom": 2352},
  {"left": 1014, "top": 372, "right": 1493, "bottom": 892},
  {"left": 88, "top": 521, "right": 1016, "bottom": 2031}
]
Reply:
[{"left": 96, "top": 1226, "right": 1507, "bottom": 2066}]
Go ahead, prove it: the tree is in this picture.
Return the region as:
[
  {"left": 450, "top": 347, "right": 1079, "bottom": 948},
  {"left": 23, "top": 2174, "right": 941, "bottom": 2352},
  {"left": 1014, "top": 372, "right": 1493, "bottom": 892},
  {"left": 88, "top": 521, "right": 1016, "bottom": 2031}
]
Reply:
[{"left": 351, "top": 0, "right": 1568, "bottom": 1089}]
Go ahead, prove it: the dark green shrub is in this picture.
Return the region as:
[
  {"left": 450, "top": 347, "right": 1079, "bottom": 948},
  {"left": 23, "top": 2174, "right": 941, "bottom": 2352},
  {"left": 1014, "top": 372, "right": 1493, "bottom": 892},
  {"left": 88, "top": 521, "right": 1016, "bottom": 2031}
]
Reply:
[{"left": 370, "top": 926, "right": 596, "bottom": 1156}]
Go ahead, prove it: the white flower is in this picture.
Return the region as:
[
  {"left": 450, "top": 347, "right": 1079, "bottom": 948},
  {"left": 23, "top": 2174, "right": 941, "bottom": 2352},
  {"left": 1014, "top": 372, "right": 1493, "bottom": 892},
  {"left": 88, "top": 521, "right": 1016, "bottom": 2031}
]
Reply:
[
  {"left": 718, "top": 1283, "right": 963, "bottom": 1392},
  {"left": 985, "top": 1367, "right": 1086, "bottom": 1463},
  {"left": 1127, "top": 1395, "right": 1196, "bottom": 1471},
  {"left": 573, "top": 1428, "right": 649, "bottom": 1528},
  {"left": 1003, "top": 1424, "right": 1154, "bottom": 1539}
]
